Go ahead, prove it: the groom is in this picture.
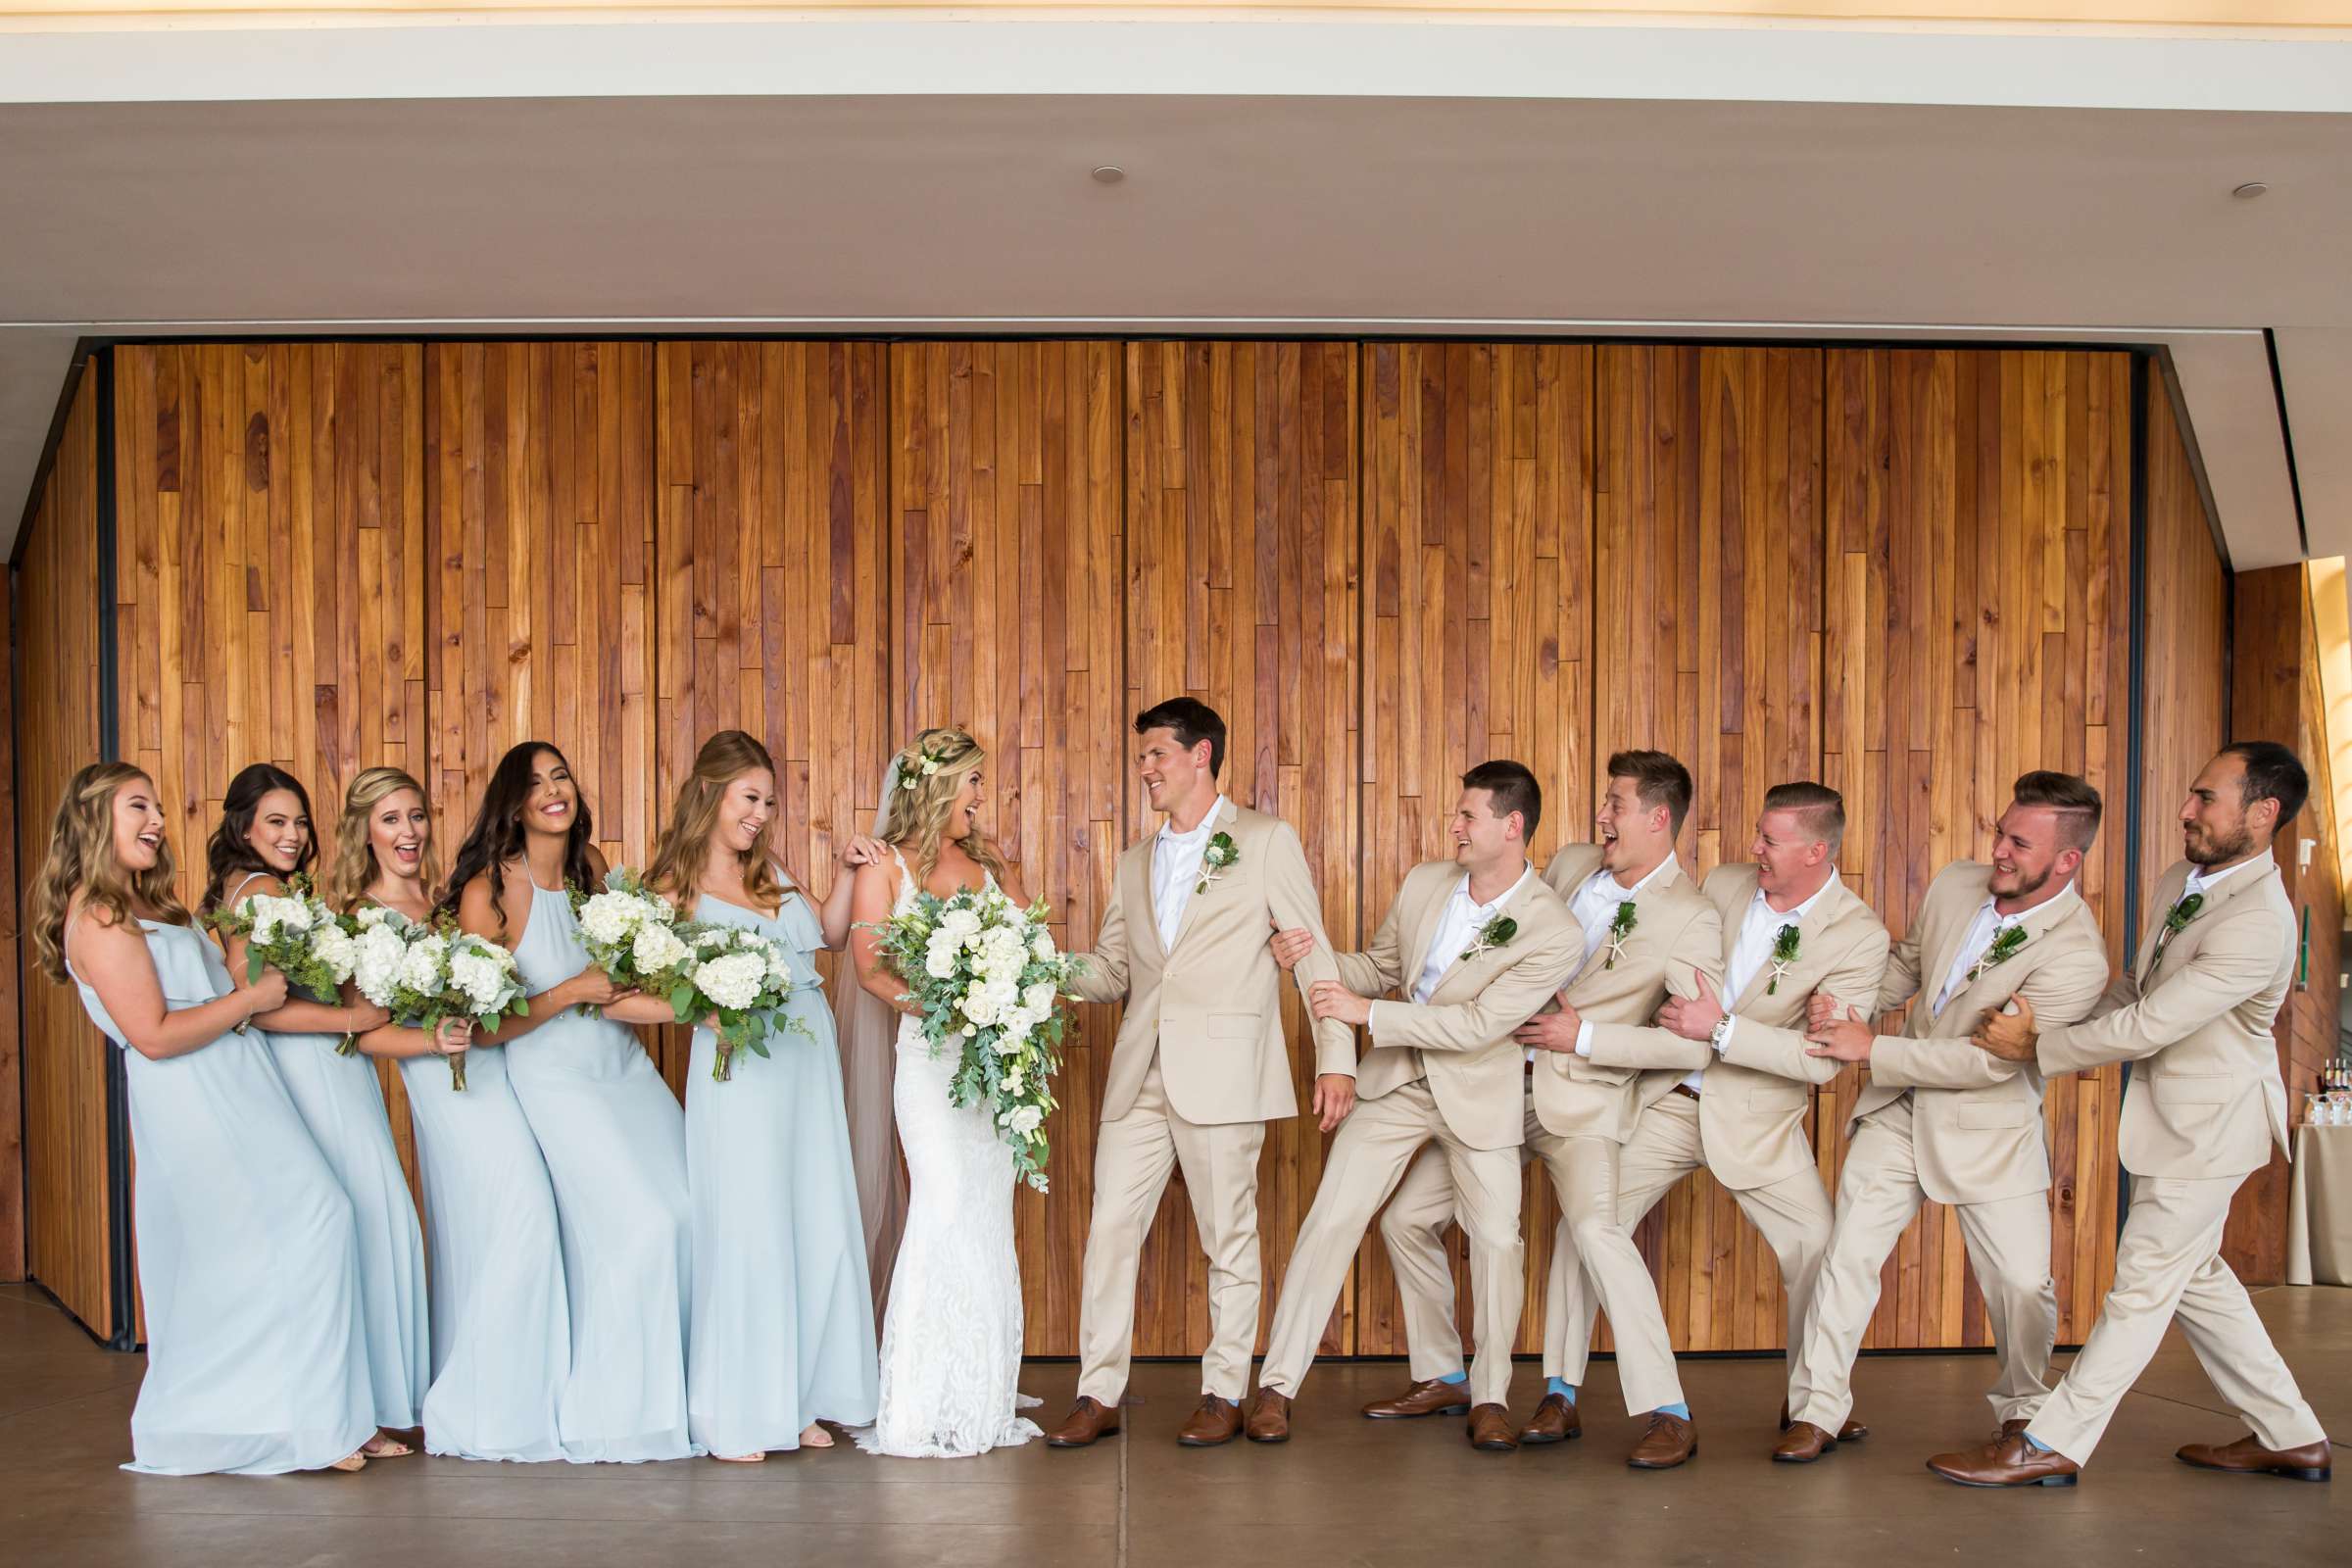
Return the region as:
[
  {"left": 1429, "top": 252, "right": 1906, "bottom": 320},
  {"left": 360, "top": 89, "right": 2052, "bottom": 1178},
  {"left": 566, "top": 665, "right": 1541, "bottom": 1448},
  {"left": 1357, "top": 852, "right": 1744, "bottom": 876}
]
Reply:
[{"left": 1048, "top": 699, "right": 1356, "bottom": 1448}]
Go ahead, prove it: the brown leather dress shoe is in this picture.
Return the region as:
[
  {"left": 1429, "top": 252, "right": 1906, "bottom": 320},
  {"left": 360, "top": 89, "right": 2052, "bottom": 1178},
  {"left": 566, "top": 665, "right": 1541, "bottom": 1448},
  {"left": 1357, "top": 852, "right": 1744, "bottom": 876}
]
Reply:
[
  {"left": 1244, "top": 1389, "right": 1292, "bottom": 1444},
  {"left": 1519, "top": 1393, "right": 1581, "bottom": 1446},
  {"left": 2177, "top": 1434, "right": 2332, "bottom": 1482},
  {"left": 1999, "top": 1419, "right": 2031, "bottom": 1441},
  {"left": 1627, "top": 1411, "right": 1697, "bottom": 1469},
  {"left": 1926, "top": 1433, "right": 2079, "bottom": 1488},
  {"left": 1362, "top": 1378, "right": 1473, "bottom": 1420},
  {"left": 1780, "top": 1399, "right": 1867, "bottom": 1442},
  {"left": 1772, "top": 1421, "right": 1838, "bottom": 1463},
  {"left": 1046, "top": 1396, "right": 1121, "bottom": 1448},
  {"left": 1177, "top": 1395, "right": 1243, "bottom": 1447},
  {"left": 1466, "top": 1404, "right": 1519, "bottom": 1452}
]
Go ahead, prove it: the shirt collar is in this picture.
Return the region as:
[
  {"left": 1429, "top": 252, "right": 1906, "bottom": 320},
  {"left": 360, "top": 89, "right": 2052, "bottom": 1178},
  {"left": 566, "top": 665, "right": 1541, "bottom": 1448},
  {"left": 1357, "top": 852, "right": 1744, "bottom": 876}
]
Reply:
[
  {"left": 1589, "top": 854, "right": 1676, "bottom": 902},
  {"left": 2184, "top": 856, "right": 2264, "bottom": 899},
  {"left": 1752, "top": 866, "right": 1838, "bottom": 925},
  {"left": 1981, "top": 877, "right": 2077, "bottom": 932},
  {"left": 1458, "top": 862, "right": 1535, "bottom": 920},
  {"left": 1159, "top": 797, "right": 1229, "bottom": 847}
]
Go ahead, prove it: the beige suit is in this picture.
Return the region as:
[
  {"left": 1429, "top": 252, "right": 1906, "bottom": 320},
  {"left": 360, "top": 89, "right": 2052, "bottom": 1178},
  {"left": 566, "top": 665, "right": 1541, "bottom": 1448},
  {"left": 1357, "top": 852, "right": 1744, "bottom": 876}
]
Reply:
[
  {"left": 1381, "top": 846, "right": 1724, "bottom": 1414},
  {"left": 2026, "top": 857, "right": 2325, "bottom": 1463},
  {"left": 1550, "top": 864, "right": 1890, "bottom": 1412},
  {"left": 1792, "top": 860, "right": 2110, "bottom": 1436},
  {"left": 1257, "top": 860, "right": 1582, "bottom": 1407},
  {"left": 1063, "top": 799, "right": 1352, "bottom": 1404}
]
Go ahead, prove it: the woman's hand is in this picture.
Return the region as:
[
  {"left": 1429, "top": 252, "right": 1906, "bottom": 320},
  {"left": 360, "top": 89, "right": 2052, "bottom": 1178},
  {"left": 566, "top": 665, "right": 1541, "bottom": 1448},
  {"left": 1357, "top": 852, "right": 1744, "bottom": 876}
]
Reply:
[
  {"left": 239, "top": 965, "right": 291, "bottom": 1016},
  {"left": 562, "top": 968, "right": 628, "bottom": 1010},
  {"left": 840, "top": 834, "right": 888, "bottom": 869},
  {"left": 433, "top": 1016, "right": 474, "bottom": 1057}
]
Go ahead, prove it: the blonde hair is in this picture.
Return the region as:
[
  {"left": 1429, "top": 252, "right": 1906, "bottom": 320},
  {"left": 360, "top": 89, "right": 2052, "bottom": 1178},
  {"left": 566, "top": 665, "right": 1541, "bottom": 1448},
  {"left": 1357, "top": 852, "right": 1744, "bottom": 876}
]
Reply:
[
  {"left": 879, "top": 726, "right": 1007, "bottom": 886},
  {"left": 30, "top": 762, "right": 191, "bottom": 983},
  {"left": 646, "top": 730, "right": 789, "bottom": 912},
  {"left": 325, "top": 765, "right": 441, "bottom": 914}
]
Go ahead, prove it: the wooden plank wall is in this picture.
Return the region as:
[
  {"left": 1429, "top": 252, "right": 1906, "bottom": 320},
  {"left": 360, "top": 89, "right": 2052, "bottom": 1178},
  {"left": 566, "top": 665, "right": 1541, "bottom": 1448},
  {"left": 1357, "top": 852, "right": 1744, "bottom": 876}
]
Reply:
[
  {"left": 0, "top": 527, "right": 17, "bottom": 1282},
  {"left": 14, "top": 369, "right": 106, "bottom": 1321},
  {"left": 16, "top": 337, "right": 2189, "bottom": 1356}
]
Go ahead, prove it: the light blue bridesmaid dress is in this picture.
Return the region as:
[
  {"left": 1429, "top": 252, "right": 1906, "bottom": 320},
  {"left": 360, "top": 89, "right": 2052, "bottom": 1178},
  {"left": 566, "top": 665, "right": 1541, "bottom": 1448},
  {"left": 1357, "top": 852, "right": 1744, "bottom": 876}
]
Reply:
[
  {"left": 69, "top": 918, "right": 375, "bottom": 1475},
  {"left": 505, "top": 879, "right": 697, "bottom": 1463},
  {"left": 397, "top": 1028, "right": 569, "bottom": 1461},
  {"left": 684, "top": 889, "right": 879, "bottom": 1455},
  {"left": 226, "top": 875, "right": 429, "bottom": 1433}
]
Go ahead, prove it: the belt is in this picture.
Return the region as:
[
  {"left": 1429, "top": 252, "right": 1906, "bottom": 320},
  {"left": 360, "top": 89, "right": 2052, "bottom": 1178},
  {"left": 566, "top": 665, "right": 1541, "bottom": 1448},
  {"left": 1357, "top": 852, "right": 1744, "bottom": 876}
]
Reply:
[{"left": 1672, "top": 1084, "right": 1701, "bottom": 1101}]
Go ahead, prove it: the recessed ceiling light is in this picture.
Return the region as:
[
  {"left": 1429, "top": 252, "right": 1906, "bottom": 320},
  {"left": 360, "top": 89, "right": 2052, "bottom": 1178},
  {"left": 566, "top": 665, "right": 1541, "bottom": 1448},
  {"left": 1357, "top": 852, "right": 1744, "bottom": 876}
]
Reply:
[
  {"left": 1091, "top": 165, "right": 1126, "bottom": 185},
  {"left": 2232, "top": 181, "right": 2270, "bottom": 199}
]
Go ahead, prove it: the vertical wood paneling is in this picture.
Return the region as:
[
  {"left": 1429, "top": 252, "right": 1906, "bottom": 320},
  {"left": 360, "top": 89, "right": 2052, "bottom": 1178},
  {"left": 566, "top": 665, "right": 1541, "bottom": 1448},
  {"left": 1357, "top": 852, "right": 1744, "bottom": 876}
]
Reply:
[
  {"left": 0, "top": 548, "right": 19, "bottom": 1281},
  {"left": 890, "top": 341, "right": 1125, "bottom": 1352},
  {"left": 15, "top": 368, "right": 106, "bottom": 1325}
]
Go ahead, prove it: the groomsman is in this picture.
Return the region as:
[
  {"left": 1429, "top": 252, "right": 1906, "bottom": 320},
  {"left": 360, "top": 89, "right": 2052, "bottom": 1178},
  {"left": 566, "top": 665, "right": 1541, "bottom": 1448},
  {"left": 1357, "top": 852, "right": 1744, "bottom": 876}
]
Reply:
[
  {"left": 1245, "top": 762, "right": 1582, "bottom": 1448},
  {"left": 1786, "top": 771, "right": 2111, "bottom": 1463},
  {"left": 1929, "top": 744, "right": 2332, "bottom": 1487},
  {"left": 1047, "top": 699, "right": 1355, "bottom": 1449},
  {"left": 1546, "top": 783, "right": 1890, "bottom": 1450},
  {"left": 1373, "top": 751, "right": 1725, "bottom": 1468}
]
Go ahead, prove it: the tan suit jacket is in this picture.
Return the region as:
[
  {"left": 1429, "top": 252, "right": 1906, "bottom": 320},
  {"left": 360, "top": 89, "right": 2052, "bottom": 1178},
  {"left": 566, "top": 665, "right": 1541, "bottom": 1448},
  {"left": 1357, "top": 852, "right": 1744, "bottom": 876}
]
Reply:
[
  {"left": 2037, "top": 857, "right": 2295, "bottom": 1181},
  {"left": 1850, "top": 860, "right": 2111, "bottom": 1204},
  {"left": 1525, "top": 846, "right": 1726, "bottom": 1144},
  {"left": 1065, "top": 799, "right": 1351, "bottom": 1127},
  {"left": 1329, "top": 860, "right": 1582, "bottom": 1151},
  {"left": 1584, "top": 863, "right": 1891, "bottom": 1190}
]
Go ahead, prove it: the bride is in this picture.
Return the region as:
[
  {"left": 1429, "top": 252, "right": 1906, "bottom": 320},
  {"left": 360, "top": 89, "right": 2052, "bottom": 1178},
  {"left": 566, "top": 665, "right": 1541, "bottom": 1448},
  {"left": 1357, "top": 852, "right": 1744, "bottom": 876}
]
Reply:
[{"left": 849, "top": 727, "right": 1042, "bottom": 1458}]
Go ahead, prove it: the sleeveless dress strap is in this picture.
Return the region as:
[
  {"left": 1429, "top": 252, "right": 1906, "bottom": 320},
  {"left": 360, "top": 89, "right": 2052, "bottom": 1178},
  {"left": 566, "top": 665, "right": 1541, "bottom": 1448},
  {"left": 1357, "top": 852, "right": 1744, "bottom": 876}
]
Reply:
[{"left": 226, "top": 870, "right": 275, "bottom": 906}]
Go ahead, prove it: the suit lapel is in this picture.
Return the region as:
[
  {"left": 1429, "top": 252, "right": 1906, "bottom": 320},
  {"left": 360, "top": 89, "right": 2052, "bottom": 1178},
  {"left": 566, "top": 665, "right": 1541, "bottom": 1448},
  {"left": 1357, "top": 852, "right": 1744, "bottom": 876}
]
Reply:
[
  {"left": 1568, "top": 856, "right": 1679, "bottom": 988},
  {"left": 1941, "top": 879, "right": 2084, "bottom": 1022},
  {"left": 1729, "top": 875, "right": 1838, "bottom": 1014},
  {"left": 2145, "top": 858, "right": 2273, "bottom": 982},
  {"left": 1426, "top": 869, "right": 1544, "bottom": 1004},
  {"left": 1163, "top": 799, "right": 1237, "bottom": 957}
]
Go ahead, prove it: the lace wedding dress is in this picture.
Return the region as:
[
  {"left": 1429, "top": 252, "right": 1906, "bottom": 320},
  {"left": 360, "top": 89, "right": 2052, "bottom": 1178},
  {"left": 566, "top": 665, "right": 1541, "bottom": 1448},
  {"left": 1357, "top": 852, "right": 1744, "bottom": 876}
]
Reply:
[{"left": 855, "top": 851, "right": 1041, "bottom": 1458}]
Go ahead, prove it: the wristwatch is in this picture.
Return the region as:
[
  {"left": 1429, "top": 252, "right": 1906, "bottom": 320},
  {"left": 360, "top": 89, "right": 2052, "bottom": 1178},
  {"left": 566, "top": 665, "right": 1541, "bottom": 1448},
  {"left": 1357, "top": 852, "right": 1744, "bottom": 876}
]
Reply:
[{"left": 1708, "top": 1012, "right": 1735, "bottom": 1054}]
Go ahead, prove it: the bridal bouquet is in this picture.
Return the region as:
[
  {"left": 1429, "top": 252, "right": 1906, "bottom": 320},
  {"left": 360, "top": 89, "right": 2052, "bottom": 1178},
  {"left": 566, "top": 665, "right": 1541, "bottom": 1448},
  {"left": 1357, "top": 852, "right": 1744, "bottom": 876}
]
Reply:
[
  {"left": 206, "top": 876, "right": 359, "bottom": 1036},
  {"left": 662, "top": 923, "right": 814, "bottom": 1082},
  {"left": 866, "top": 885, "right": 1081, "bottom": 1192},
  {"left": 349, "top": 906, "right": 529, "bottom": 1091},
  {"left": 570, "top": 868, "right": 692, "bottom": 994}
]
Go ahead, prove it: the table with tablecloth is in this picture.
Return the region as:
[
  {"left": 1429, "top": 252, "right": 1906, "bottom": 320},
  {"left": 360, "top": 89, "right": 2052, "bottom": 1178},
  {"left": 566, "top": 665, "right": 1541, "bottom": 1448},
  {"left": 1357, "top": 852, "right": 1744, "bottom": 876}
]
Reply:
[{"left": 2286, "top": 1122, "right": 2352, "bottom": 1286}]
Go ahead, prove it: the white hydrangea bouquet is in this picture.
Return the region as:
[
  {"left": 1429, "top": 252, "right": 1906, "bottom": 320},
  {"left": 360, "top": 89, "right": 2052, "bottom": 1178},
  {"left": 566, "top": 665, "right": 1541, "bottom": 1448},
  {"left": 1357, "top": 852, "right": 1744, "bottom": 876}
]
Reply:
[
  {"left": 865, "top": 884, "right": 1082, "bottom": 1192},
  {"left": 349, "top": 906, "right": 529, "bottom": 1091},
  {"left": 205, "top": 875, "right": 360, "bottom": 1038},
  {"left": 570, "top": 867, "right": 692, "bottom": 997},
  {"left": 662, "top": 922, "right": 813, "bottom": 1082}
]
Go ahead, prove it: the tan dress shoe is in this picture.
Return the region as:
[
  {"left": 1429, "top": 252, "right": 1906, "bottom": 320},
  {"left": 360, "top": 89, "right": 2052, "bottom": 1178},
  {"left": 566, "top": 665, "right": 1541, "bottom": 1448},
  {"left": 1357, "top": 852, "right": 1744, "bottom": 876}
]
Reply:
[
  {"left": 1999, "top": 1419, "right": 2031, "bottom": 1441},
  {"left": 1627, "top": 1411, "right": 1697, "bottom": 1470},
  {"left": 1780, "top": 1399, "right": 1867, "bottom": 1442},
  {"left": 1244, "top": 1389, "right": 1292, "bottom": 1444},
  {"left": 1772, "top": 1421, "right": 1838, "bottom": 1463},
  {"left": 1466, "top": 1404, "right": 1519, "bottom": 1452},
  {"left": 2177, "top": 1434, "right": 2331, "bottom": 1482},
  {"left": 1362, "top": 1378, "right": 1473, "bottom": 1420},
  {"left": 1926, "top": 1433, "right": 2079, "bottom": 1488},
  {"left": 1046, "top": 1396, "right": 1121, "bottom": 1447},
  {"left": 1176, "top": 1395, "right": 1243, "bottom": 1447},
  {"left": 1519, "top": 1393, "right": 1581, "bottom": 1446}
]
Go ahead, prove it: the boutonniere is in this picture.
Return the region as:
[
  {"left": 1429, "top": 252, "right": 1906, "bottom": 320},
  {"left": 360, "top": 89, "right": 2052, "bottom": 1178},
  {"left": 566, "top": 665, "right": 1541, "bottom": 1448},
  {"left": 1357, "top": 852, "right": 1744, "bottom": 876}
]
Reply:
[
  {"left": 2147, "top": 890, "right": 2205, "bottom": 971},
  {"left": 1966, "top": 923, "right": 2029, "bottom": 984},
  {"left": 1764, "top": 923, "right": 1801, "bottom": 994},
  {"left": 1460, "top": 913, "right": 1518, "bottom": 962},
  {"left": 1603, "top": 900, "right": 1638, "bottom": 968},
  {"left": 1196, "top": 831, "right": 1239, "bottom": 896}
]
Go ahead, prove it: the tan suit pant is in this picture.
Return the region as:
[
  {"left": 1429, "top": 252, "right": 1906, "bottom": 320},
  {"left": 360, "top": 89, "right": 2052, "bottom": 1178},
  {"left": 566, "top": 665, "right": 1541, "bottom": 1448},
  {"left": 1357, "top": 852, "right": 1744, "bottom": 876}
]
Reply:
[
  {"left": 1075, "top": 1060, "right": 1267, "bottom": 1404},
  {"left": 1792, "top": 1096, "right": 2056, "bottom": 1434},
  {"left": 1382, "top": 1085, "right": 1687, "bottom": 1414},
  {"left": 1548, "top": 1093, "right": 1833, "bottom": 1410},
  {"left": 1258, "top": 1080, "right": 1524, "bottom": 1408},
  {"left": 2030, "top": 1170, "right": 2326, "bottom": 1463}
]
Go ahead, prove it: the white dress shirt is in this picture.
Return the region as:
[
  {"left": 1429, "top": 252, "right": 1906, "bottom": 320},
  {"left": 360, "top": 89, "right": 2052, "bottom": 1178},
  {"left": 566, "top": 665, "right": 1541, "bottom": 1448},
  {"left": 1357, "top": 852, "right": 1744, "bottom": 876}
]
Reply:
[
  {"left": 1151, "top": 796, "right": 1229, "bottom": 952},
  {"left": 1932, "top": 880, "right": 2076, "bottom": 1018},
  {"left": 1683, "top": 868, "right": 1838, "bottom": 1092},
  {"left": 1556, "top": 856, "right": 1678, "bottom": 1061},
  {"left": 1368, "top": 863, "right": 1534, "bottom": 1039}
]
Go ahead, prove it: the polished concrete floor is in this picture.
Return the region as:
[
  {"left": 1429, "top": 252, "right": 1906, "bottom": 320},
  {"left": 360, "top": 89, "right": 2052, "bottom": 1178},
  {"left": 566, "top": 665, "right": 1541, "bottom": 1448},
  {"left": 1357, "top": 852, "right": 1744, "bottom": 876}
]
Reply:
[{"left": 2, "top": 1280, "right": 2344, "bottom": 1567}]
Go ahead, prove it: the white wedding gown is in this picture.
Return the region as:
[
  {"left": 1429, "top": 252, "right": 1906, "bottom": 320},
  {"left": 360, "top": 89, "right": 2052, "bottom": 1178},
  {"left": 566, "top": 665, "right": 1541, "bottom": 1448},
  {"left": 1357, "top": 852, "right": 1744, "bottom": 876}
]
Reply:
[{"left": 855, "top": 852, "right": 1041, "bottom": 1458}]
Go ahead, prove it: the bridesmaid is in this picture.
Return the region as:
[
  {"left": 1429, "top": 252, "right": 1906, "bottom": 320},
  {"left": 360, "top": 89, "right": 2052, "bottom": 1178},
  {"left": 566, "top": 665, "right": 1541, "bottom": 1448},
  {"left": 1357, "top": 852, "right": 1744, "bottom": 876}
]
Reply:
[
  {"left": 644, "top": 730, "right": 881, "bottom": 1461},
  {"left": 438, "top": 741, "right": 696, "bottom": 1464},
  {"left": 33, "top": 762, "right": 375, "bottom": 1475},
  {"left": 199, "top": 763, "right": 423, "bottom": 1458},
  {"left": 332, "top": 766, "right": 570, "bottom": 1464}
]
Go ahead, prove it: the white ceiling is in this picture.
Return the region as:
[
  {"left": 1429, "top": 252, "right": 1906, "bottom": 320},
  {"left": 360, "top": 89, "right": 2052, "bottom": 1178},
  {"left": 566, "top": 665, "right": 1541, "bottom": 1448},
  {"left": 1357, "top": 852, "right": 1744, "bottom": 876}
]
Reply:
[{"left": 2, "top": 14, "right": 2347, "bottom": 577}]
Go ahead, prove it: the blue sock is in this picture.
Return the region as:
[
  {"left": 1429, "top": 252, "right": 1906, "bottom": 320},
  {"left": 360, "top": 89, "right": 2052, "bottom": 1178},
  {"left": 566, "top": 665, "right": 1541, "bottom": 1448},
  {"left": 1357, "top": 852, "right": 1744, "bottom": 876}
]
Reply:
[
  {"left": 1437, "top": 1371, "right": 1467, "bottom": 1386},
  {"left": 1546, "top": 1378, "right": 1577, "bottom": 1402},
  {"left": 2022, "top": 1431, "right": 2052, "bottom": 1453},
  {"left": 1652, "top": 1401, "right": 1692, "bottom": 1420}
]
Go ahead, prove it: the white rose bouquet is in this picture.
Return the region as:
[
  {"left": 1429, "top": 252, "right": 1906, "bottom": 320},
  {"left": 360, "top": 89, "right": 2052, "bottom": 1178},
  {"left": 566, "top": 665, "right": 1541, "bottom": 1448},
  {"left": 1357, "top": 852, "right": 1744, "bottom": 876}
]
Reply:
[
  {"left": 865, "top": 885, "right": 1082, "bottom": 1192},
  {"left": 349, "top": 906, "right": 529, "bottom": 1091},
  {"left": 205, "top": 875, "right": 359, "bottom": 1041},
  {"left": 569, "top": 867, "right": 689, "bottom": 999},
  {"left": 660, "top": 921, "right": 813, "bottom": 1082}
]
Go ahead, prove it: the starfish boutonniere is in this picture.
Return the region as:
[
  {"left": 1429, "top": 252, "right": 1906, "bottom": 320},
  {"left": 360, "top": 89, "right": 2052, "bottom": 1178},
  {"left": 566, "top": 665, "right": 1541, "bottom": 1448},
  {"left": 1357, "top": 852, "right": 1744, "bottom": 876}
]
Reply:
[
  {"left": 1603, "top": 900, "right": 1638, "bottom": 968},
  {"left": 1460, "top": 913, "right": 1518, "bottom": 963},
  {"left": 1764, "top": 923, "right": 1801, "bottom": 995},
  {"left": 1196, "top": 831, "right": 1239, "bottom": 896},
  {"left": 1966, "top": 922, "right": 2029, "bottom": 984}
]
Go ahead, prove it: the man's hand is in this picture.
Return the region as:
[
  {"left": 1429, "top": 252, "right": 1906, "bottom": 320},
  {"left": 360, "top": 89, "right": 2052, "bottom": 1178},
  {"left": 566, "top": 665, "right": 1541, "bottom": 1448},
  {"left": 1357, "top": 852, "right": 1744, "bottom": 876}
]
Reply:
[
  {"left": 1270, "top": 917, "right": 1315, "bottom": 972},
  {"left": 1310, "top": 1073, "right": 1357, "bottom": 1132},
  {"left": 1308, "top": 980, "right": 1372, "bottom": 1027},
  {"left": 1514, "top": 991, "right": 1584, "bottom": 1054},
  {"left": 1656, "top": 973, "right": 1725, "bottom": 1043},
  {"left": 1805, "top": 1004, "right": 1874, "bottom": 1063},
  {"left": 1971, "top": 996, "right": 2038, "bottom": 1061},
  {"left": 1807, "top": 989, "right": 1849, "bottom": 1032}
]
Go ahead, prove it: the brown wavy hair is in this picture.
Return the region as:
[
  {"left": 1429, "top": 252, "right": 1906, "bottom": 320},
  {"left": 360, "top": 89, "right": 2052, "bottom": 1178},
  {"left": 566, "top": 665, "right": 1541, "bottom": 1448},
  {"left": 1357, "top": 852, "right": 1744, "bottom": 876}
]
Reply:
[
  {"left": 878, "top": 726, "right": 1007, "bottom": 887},
  {"left": 324, "top": 765, "right": 442, "bottom": 913},
  {"left": 646, "top": 730, "right": 789, "bottom": 913},
  {"left": 30, "top": 762, "right": 192, "bottom": 983},
  {"left": 199, "top": 762, "right": 318, "bottom": 918}
]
